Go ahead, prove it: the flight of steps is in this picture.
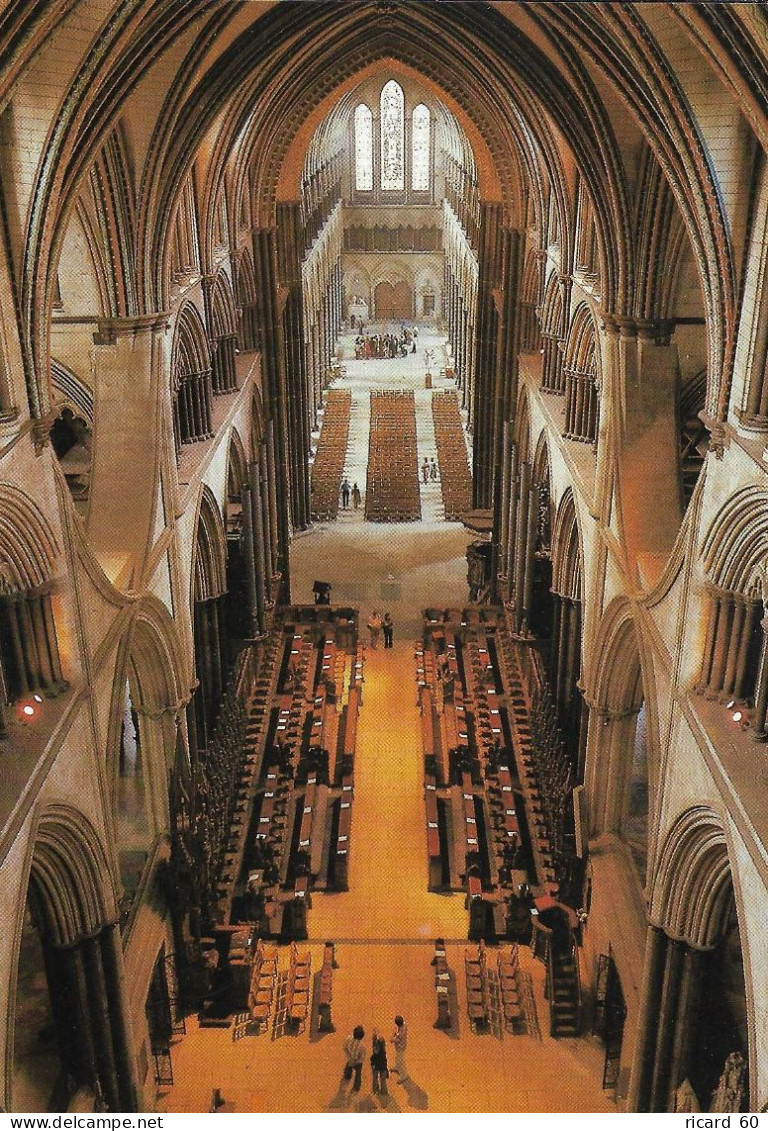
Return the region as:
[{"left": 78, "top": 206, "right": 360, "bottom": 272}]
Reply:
[{"left": 549, "top": 947, "right": 580, "bottom": 1037}]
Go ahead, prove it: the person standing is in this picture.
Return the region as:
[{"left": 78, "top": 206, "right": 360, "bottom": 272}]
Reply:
[
  {"left": 370, "top": 1032, "right": 389, "bottom": 1095},
  {"left": 383, "top": 612, "right": 394, "bottom": 649},
  {"left": 421, "top": 458, "right": 429, "bottom": 485},
  {"left": 430, "top": 457, "right": 438, "bottom": 481},
  {"left": 367, "top": 610, "right": 383, "bottom": 649},
  {"left": 341, "top": 478, "right": 351, "bottom": 508},
  {"left": 343, "top": 1025, "right": 366, "bottom": 1091},
  {"left": 352, "top": 482, "right": 362, "bottom": 510},
  {"left": 390, "top": 1015, "right": 408, "bottom": 1082}
]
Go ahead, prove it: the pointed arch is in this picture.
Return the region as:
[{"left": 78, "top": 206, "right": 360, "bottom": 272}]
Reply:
[
  {"left": 27, "top": 806, "right": 115, "bottom": 948},
  {"left": 651, "top": 807, "right": 734, "bottom": 950},
  {"left": 209, "top": 270, "right": 237, "bottom": 339},
  {"left": 551, "top": 488, "right": 583, "bottom": 601},
  {"left": 0, "top": 486, "right": 59, "bottom": 592},
  {"left": 192, "top": 486, "right": 227, "bottom": 604},
  {"left": 171, "top": 301, "right": 210, "bottom": 383},
  {"left": 702, "top": 486, "right": 768, "bottom": 596}
]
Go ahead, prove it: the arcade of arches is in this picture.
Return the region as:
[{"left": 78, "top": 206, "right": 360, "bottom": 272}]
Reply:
[{"left": 0, "top": 0, "right": 766, "bottom": 1116}]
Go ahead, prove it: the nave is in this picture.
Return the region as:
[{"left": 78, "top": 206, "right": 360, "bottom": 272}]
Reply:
[{"left": 157, "top": 516, "right": 616, "bottom": 1114}]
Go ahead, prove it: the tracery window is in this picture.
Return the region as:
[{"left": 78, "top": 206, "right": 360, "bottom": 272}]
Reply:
[
  {"left": 354, "top": 104, "right": 373, "bottom": 192},
  {"left": 380, "top": 81, "right": 404, "bottom": 191},
  {"left": 412, "top": 104, "right": 430, "bottom": 191}
]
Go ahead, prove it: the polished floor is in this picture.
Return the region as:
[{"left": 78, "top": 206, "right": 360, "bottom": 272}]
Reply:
[{"left": 157, "top": 327, "right": 618, "bottom": 1114}]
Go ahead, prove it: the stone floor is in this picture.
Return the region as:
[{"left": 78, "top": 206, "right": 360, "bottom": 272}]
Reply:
[{"left": 156, "top": 327, "right": 619, "bottom": 1115}]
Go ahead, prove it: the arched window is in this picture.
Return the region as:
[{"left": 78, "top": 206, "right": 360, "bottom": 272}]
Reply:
[
  {"left": 354, "top": 104, "right": 373, "bottom": 192},
  {"left": 412, "top": 104, "right": 430, "bottom": 191},
  {"left": 380, "top": 81, "right": 404, "bottom": 191}
]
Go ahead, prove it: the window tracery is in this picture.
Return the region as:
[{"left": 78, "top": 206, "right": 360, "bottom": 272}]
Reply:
[
  {"left": 354, "top": 104, "right": 373, "bottom": 192},
  {"left": 412, "top": 104, "right": 430, "bottom": 191},
  {"left": 380, "top": 81, "right": 404, "bottom": 191}
]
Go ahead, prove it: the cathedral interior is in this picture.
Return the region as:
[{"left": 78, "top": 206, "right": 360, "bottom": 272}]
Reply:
[{"left": 0, "top": 0, "right": 766, "bottom": 1116}]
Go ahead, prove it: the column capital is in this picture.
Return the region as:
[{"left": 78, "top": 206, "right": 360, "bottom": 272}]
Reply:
[
  {"left": 93, "top": 312, "right": 170, "bottom": 345},
  {"left": 599, "top": 313, "right": 673, "bottom": 344}
]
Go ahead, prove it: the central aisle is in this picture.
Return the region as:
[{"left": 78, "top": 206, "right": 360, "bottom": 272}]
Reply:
[{"left": 311, "top": 640, "right": 467, "bottom": 941}]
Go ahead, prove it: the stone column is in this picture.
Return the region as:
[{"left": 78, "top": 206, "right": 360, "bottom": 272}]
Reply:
[
  {"left": 248, "top": 461, "right": 267, "bottom": 633},
  {"left": 628, "top": 925, "right": 667, "bottom": 1111},
  {"left": 83, "top": 935, "right": 121, "bottom": 1110},
  {"left": 253, "top": 228, "right": 292, "bottom": 598},
  {"left": 752, "top": 613, "right": 768, "bottom": 738},
  {"left": 648, "top": 937, "right": 685, "bottom": 1110}
]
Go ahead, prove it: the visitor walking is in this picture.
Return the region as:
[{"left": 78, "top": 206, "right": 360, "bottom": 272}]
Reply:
[
  {"left": 430, "top": 457, "right": 438, "bottom": 481},
  {"left": 383, "top": 612, "right": 394, "bottom": 648},
  {"left": 390, "top": 1015, "right": 408, "bottom": 1082},
  {"left": 343, "top": 1025, "right": 366, "bottom": 1091},
  {"left": 352, "top": 482, "right": 362, "bottom": 510},
  {"left": 341, "top": 478, "right": 351, "bottom": 508},
  {"left": 421, "top": 458, "right": 429, "bottom": 485},
  {"left": 370, "top": 1032, "right": 389, "bottom": 1095}
]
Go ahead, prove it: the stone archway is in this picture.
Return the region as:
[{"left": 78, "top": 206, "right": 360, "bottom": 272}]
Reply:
[
  {"left": 11, "top": 808, "right": 135, "bottom": 1113},
  {"left": 630, "top": 808, "right": 749, "bottom": 1112}
]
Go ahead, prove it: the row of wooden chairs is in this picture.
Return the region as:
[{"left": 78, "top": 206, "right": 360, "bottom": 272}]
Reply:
[
  {"left": 432, "top": 391, "right": 472, "bottom": 520},
  {"left": 497, "top": 943, "right": 523, "bottom": 1030},
  {"left": 248, "top": 939, "right": 279, "bottom": 1031},
  {"left": 317, "top": 940, "right": 337, "bottom": 1031},
  {"left": 310, "top": 390, "right": 352, "bottom": 521},
  {"left": 365, "top": 391, "right": 422, "bottom": 522},
  {"left": 283, "top": 941, "right": 312, "bottom": 1032},
  {"left": 465, "top": 940, "right": 492, "bottom": 1031}
]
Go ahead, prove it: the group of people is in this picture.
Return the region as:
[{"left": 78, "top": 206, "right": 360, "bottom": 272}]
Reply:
[
  {"left": 367, "top": 610, "right": 394, "bottom": 649},
  {"left": 421, "top": 457, "right": 439, "bottom": 484},
  {"left": 353, "top": 326, "right": 419, "bottom": 360},
  {"left": 340, "top": 478, "right": 362, "bottom": 509},
  {"left": 342, "top": 1016, "right": 408, "bottom": 1094}
]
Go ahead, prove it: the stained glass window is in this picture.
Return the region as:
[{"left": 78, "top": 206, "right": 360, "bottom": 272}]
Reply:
[
  {"left": 355, "top": 104, "right": 373, "bottom": 191},
  {"left": 412, "top": 104, "right": 430, "bottom": 191},
  {"left": 380, "top": 81, "right": 404, "bottom": 191}
]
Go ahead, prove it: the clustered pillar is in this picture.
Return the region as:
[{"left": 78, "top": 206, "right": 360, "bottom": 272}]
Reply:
[
  {"left": 541, "top": 332, "right": 565, "bottom": 393},
  {"left": 211, "top": 333, "right": 238, "bottom": 394},
  {"left": 38, "top": 922, "right": 135, "bottom": 1111},
  {"left": 173, "top": 371, "right": 213, "bottom": 454},
  {"left": 500, "top": 441, "right": 549, "bottom": 637},
  {"left": 563, "top": 367, "right": 599, "bottom": 444},
  {"left": 698, "top": 584, "right": 766, "bottom": 736},
  {"left": 629, "top": 926, "right": 710, "bottom": 1112},
  {"left": 549, "top": 590, "right": 583, "bottom": 769},
  {"left": 0, "top": 586, "right": 65, "bottom": 732},
  {"left": 193, "top": 590, "right": 229, "bottom": 751}
]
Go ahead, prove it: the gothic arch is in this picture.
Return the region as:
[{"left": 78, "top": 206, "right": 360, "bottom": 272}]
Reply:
[
  {"left": 226, "top": 428, "right": 248, "bottom": 512},
  {"left": 586, "top": 600, "right": 657, "bottom": 877},
  {"left": 651, "top": 807, "right": 734, "bottom": 951},
  {"left": 49, "top": 359, "right": 94, "bottom": 424},
  {"left": 563, "top": 302, "right": 600, "bottom": 376},
  {"left": 26, "top": 806, "right": 115, "bottom": 950},
  {"left": 191, "top": 486, "right": 227, "bottom": 605},
  {"left": 540, "top": 270, "right": 566, "bottom": 339},
  {"left": 171, "top": 301, "right": 211, "bottom": 383},
  {"left": 551, "top": 488, "right": 583, "bottom": 602},
  {"left": 0, "top": 486, "right": 59, "bottom": 591},
  {"left": 702, "top": 486, "right": 768, "bottom": 595},
  {"left": 209, "top": 270, "right": 237, "bottom": 340}
]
